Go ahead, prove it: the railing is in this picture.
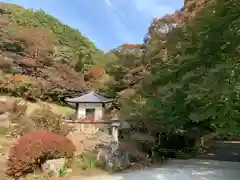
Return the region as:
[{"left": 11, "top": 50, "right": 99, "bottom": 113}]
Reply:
[{"left": 64, "top": 119, "right": 121, "bottom": 124}]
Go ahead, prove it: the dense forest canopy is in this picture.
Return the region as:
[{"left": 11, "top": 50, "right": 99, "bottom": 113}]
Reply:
[{"left": 117, "top": 0, "right": 240, "bottom": 137}]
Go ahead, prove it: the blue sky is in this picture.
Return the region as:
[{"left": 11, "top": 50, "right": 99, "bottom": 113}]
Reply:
[{"left": 1, "top": 0, "right": 184, "bottom": 50}]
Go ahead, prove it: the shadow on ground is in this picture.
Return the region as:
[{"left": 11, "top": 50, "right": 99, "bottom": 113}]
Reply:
[{"left": 196, "top": 141, "right": 240, "bottom": 162}]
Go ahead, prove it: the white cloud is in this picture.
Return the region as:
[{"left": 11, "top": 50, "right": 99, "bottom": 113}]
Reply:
[
  {"left": 132, "top": 0, "right": 175, "bottom": 17},
  {"left": 105, "top": 0, "right": 175, "bottom": 43},
  {"left": 113, "top": 18, "right": 134, "bottom": 43},
  {"left": 108, "top": 12, "right": 134, "bottom": 43},
  {"left": 103, "top": 0, "right": 125, "bottom": 16},
  {"left": 101, "top": 0, "right": 134, "bottom": 42},
  {"left": 103, "top": 0, "right": 115, "bottom": 9}
]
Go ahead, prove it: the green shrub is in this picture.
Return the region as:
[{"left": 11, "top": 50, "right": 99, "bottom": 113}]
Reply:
[
  {"left": 0, "top": 127, "right": 8, "bottom": 136},
  {"left": 77, "top": 152, "right": 99, "bottom": 170},
  {"left": 59, "top": 167, "right": 67, "bottom": 177}
]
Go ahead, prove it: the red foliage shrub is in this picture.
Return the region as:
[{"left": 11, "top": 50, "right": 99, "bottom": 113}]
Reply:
[
  {"left": 120, "top": 44, "right": 143, "bottom": 49},
  {"left": 84, "top": 66, "right": 105, "bottom": 81},
  {"left": 6, "top": 131, "right": 76, "bottom": 178},
  {"left": 15, "top": 27, "right": 53, "bottom": 59},
  {"left": 87, "top": 66, "right": 105, "bottom": 75},
  {"left": 9, "top": 75, "right": 27, "bottom": 83}
]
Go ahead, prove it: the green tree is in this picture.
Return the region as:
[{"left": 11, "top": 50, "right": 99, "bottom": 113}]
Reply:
[{"left": 121, "top": 0, "right": 240, "bottom": 136}]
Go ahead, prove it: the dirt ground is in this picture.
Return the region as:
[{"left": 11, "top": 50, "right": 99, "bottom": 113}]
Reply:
[{"left": 0, "top": 133, "right": 13, "bottom": 180}]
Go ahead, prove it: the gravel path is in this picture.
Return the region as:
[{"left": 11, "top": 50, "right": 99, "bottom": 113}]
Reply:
[
  {"left": 71, "top": 159, "right": 240, "bottom": 180},
  {"left": 71, "top": 141, "right": 240, "bottom": 180}
]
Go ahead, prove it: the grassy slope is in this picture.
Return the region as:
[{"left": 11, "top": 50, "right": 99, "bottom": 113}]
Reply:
[{"left": 0, "top": 95, "right": 74, "bottom": 115}]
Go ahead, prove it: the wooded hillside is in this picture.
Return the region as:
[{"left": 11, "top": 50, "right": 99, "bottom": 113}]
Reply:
[{"left": 0, "top": 3, "right": 108, "bottom": 103}]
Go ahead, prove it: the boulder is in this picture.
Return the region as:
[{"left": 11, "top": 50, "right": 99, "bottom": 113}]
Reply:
[
  {"left": 41, "top": 158, "right": 65, "bottom": 177},
  {"left": 96, "top": 142, "right": 130, "bottom": 171}
]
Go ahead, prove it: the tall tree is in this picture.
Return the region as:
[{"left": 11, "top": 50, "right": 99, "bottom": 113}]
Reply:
[{"left": 120, "top": 0, "right": 240, "bottom": 136}]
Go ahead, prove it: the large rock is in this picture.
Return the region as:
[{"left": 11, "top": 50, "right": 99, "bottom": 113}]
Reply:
[
  {"left": 67, "top": 130, "right": 115, "bottom": 155},
  {"left": 96, "top": 142, "right": 130, "bottom": 171},
  {"left": 41, "top": 158, "right": 65, "bottom": 177}
]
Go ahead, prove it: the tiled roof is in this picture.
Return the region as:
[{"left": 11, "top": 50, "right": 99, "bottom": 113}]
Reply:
[{"left": 65, "top": 91, "right": 114, "bottom": 103}]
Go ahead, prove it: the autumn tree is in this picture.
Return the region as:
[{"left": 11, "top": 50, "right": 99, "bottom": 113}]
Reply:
[{"left": 120, "top": 0, "right": 240, "bottom": 138}]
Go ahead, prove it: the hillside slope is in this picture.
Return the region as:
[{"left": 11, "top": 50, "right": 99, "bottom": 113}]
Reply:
[{"left": 0, "top": 3, "right": 107, "bottom": 104}]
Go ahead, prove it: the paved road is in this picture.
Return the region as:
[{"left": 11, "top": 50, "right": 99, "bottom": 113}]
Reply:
[
  {"left": 71, "top": 141, "right": 240, "bottom": 180},
  {"left": 196, "top": 141, "right": 240, "bottom": 162}
]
